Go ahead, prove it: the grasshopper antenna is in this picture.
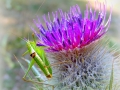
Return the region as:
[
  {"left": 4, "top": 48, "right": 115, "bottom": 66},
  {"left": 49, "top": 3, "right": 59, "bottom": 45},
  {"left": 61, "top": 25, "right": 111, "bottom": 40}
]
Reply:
[
  {"left": 27, "top": 32, "right": 30, "bottom": 41},
  {"left": 34, "top": 0, "right": 46, "bottom": 17},
  {"left": 9, "top": 31, "right": 27, "bottom": 42},
  {"left": 32, "top": 33, "right": 36, "bottom": 44}
]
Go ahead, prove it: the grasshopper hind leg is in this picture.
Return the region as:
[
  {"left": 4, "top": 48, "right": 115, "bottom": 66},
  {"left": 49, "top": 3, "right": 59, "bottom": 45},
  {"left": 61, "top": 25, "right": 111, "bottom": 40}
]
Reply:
[{"left": 22, "top": 58, "right": 54, "bottom": 90}]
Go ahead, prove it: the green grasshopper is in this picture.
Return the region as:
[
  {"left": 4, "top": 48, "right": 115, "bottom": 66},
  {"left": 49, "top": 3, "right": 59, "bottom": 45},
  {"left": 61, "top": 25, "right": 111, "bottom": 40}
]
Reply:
[
  {"left": 15, "top": 34, "right": 73, "bottom": 90},
  {"left": 22, "top": 34, "right": 52, "bottom": 81}
]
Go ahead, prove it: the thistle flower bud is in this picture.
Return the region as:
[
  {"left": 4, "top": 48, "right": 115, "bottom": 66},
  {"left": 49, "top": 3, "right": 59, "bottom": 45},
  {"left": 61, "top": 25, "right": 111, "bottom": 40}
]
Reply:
[
  {"left": 32, "top": 0, "right": 120, "bottom": 90},
  {"left": 47, "top": 41, "right": 120, "bottom": 90}
]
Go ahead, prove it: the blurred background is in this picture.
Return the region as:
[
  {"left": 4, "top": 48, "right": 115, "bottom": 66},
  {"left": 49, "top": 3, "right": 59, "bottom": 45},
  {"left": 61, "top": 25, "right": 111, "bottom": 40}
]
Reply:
[{"left": 0, "top": 0, "right": 120, "bottom": 90}]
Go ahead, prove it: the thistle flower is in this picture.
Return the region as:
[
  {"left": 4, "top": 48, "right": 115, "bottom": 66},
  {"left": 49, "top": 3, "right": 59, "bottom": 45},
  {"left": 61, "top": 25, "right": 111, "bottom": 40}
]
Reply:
[
  {"left": 32, "top": 1, "right": 120, "bottom": 90},
  {"left": 33, "top": 1, "right": 111, "bottom": 52}
]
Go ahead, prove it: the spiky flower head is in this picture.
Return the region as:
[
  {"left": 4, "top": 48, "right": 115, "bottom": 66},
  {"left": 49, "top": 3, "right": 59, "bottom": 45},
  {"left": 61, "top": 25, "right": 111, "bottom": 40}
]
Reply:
[
  {"left": 32, "top": 1, "right": 120, "bottom": 90},
  {"left": 33, "top": 0, "right": 111, "bottom": 52}
]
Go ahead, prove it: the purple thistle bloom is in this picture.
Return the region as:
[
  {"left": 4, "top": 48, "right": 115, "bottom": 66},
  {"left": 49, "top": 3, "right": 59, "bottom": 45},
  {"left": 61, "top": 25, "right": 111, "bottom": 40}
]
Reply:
[{"left": 33, "top": 1, "right": 112, "bottom": 52}]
